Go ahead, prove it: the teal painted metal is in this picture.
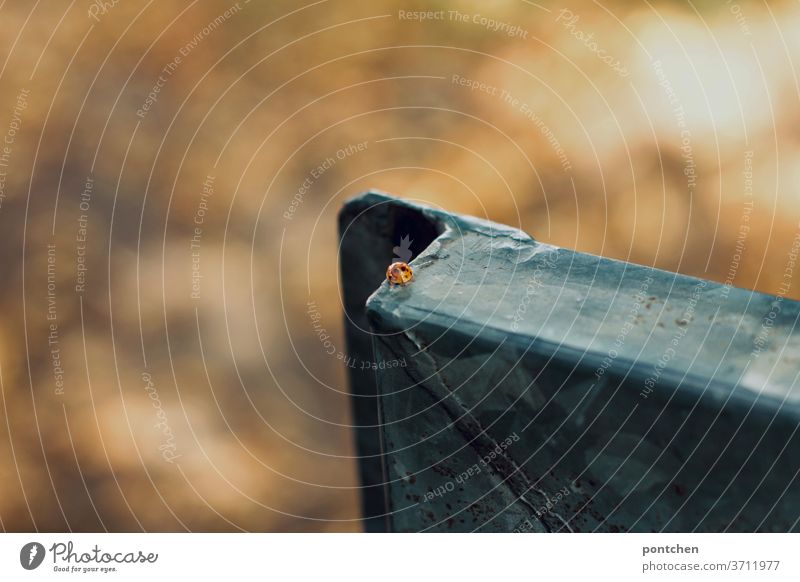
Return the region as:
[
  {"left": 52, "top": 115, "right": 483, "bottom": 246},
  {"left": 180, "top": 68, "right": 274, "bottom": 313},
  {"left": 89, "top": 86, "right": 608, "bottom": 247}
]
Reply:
[{"left": 339, "top": 191, "right": 800, "bottom": 532}]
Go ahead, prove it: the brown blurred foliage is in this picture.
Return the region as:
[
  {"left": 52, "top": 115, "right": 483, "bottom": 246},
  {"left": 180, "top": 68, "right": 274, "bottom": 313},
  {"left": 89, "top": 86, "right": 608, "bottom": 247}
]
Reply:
[{"left": 0, "top": 0, "right": 798, "bottom": 531}]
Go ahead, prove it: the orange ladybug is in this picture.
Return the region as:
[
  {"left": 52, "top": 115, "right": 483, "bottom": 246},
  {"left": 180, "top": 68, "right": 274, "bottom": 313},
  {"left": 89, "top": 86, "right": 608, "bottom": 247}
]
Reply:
[{"left": 387, "top": 261, "right": 413, "bottom": 285}]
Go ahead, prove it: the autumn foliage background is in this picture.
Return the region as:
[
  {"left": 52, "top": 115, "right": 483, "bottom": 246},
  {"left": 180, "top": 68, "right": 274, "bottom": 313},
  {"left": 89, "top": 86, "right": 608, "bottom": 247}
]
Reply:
[{"left": 0, "top": 0, "right": 799, "bottom": 531}]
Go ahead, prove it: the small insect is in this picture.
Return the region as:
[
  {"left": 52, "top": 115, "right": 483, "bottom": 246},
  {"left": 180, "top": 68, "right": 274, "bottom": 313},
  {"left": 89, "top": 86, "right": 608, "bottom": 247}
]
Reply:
[{"left": 386, "top": 261, "right": 413, "bottom": 285}]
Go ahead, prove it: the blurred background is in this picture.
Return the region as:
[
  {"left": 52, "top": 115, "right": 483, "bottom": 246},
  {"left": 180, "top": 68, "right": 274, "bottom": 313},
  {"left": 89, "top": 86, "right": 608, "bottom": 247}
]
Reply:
[{"left": 0, "top": 0, "right": 799, "bottom": 531}]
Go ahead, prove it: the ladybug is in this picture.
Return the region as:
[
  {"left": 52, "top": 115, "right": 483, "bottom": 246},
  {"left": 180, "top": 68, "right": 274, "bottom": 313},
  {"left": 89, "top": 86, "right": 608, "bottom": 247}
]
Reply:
[{"left": 386, "top": 261, "right": 413, "bottom": 285}]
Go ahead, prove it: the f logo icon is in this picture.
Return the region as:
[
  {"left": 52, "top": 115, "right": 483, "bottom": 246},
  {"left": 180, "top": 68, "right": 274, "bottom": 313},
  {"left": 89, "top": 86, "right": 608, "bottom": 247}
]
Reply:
[{"left": 20, "top": 542, "right": 45, "bottom": 570}]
